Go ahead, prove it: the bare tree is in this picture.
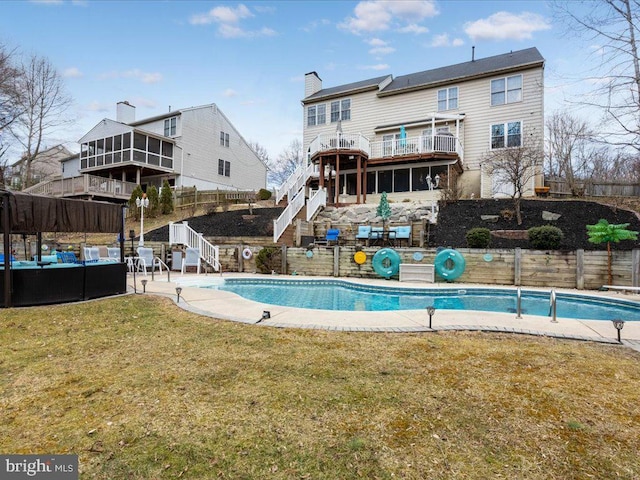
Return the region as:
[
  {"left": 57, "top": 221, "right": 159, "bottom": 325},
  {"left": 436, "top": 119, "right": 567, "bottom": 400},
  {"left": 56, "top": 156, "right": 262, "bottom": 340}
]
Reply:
[
  {"left": 248, "top": 140, "right": 269, "bottom": 165},
  {"left": 553, "top": 0, "right": 640, "bottom": 151},
  {"left": 268, "top": 139, "right": 303, "bottom": 187},
  {"left": 483, "top": 138, "right": 544, "bottom": 225},
  {"left": 545, "top": 111, "right": 598, "bottom": 195},
  {"left": 11, "top": 54, "right": 72, "bottom": 188},
  {"left": 0, "top": 44, "right": 23, "bottom": 187}
]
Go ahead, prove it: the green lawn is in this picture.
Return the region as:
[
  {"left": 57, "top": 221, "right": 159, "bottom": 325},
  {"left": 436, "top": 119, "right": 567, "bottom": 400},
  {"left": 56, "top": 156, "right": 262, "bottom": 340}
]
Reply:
[{"left": 1, "top": 295, "right": 639, "bottom": 479}]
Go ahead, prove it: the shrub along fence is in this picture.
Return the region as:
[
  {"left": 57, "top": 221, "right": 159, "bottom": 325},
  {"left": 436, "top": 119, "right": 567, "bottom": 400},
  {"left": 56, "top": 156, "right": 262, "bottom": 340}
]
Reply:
[{"left": 144, "top": 241, "right": 640, "bottom": 290}]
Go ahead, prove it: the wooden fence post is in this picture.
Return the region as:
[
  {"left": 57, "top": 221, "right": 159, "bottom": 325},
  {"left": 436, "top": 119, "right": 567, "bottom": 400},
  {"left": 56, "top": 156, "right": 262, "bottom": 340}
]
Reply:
[
  {"left": 281, "top": 245, "right": 287, "bottom": 274},
  {"left": 576, "top": 249, "right": 584, "bottom": 290},
  {"left": 514, "top": 247, "right": 521, "bottom": 286},
  {"left": 333, "top": 246, "right": 340, "bottom": 277}
]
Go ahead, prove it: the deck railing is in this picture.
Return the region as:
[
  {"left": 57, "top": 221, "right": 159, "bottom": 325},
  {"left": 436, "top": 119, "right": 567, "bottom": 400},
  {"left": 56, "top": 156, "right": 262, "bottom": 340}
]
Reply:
[
  {"left": 24, "top": 174, "right": 137, "bottom": 200},
  {"left": 169, "top": 222, "right": 220, "bottom": 271},
  {"left": 308, "top": 133, "right": 371, "bottom": 159},
  {"left": 369, "top": 134, "right": 460, "bottom": 159}
]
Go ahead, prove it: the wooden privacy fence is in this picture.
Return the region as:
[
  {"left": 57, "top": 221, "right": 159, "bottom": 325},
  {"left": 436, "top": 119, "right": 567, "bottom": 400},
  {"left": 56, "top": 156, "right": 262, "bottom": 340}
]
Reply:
[
  {"left": 546, "top": 179, "right": 640, "bottom": 197},
  {"left": 173, "top": 188, "right": 257, "bottom": 211},
  {"left": 142, "top": 241, "right": 640, "bottom": 290}
]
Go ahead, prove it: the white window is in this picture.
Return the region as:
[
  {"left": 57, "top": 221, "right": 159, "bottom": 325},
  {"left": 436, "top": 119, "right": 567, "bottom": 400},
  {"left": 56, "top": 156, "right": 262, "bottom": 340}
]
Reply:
[
  {"left": 218, "top": 159, "right": 230, "bottom": 177},
  {"left": 219, "top": 131, "right": 229, "bottom": 147},
  {"left": 307, "top": 104, "right": 326, "bottom": 127},
  {"left": 437, "top": 87, "right": 458, "bottom": 111},
  {"left": 307, "top": 106, "right": 316, "bottom": 126},
  {"left": 490, "top": 121, "right": 522, "bottom": 149},
  {"left": 330, "top": 98, "right": 351, "bottom": 122},
  {"left": 164, "top": 117, "right": 177, "bottom": 136},
  {"left": 491, "top": 75, "right": 522, "bottom": 106}
]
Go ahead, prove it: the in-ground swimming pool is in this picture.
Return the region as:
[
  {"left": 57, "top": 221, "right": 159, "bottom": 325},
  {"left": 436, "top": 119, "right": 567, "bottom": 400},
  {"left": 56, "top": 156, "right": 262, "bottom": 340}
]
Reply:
[{"left": 200, "top": 278, "right": 640, "bottom": 322}]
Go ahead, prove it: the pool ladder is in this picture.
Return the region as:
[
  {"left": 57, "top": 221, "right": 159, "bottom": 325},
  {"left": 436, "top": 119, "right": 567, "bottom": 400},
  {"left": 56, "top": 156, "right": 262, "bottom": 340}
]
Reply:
[{"left": 549, "top": 288, "right": 558, "bottom": 323}]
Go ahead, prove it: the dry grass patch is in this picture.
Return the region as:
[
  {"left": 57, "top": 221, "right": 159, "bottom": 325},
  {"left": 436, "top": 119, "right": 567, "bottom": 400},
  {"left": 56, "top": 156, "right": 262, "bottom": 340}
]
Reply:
[{"left": 1, "top": 296, "right": 639, "bottom": 479}]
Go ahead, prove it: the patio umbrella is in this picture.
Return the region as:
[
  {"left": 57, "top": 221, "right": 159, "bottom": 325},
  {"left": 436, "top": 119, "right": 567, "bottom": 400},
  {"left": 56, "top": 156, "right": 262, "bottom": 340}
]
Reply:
[{"left": 399, "top": 125, "right": 407, "bottom": 147}]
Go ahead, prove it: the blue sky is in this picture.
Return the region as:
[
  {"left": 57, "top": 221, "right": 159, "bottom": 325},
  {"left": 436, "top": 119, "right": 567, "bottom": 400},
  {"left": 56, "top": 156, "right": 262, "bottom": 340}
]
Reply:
[{"left": 1, "top": 0, "right": 596, "bottom": 160}]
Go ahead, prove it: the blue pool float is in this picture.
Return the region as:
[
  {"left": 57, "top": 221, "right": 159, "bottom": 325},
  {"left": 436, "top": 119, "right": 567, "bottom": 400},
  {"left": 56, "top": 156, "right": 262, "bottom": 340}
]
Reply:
[
  {"left": 434, "top": 249, "right": 466, "bottom": 281},
  {"left": 372, "top": 248, "right": 401, "bottom": 279}
]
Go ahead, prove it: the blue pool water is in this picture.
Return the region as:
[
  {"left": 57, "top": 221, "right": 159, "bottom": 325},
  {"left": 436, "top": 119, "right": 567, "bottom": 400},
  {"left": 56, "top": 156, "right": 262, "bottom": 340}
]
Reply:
[{"left": 205, "top": 278, "right": 640, "bottom": 322}]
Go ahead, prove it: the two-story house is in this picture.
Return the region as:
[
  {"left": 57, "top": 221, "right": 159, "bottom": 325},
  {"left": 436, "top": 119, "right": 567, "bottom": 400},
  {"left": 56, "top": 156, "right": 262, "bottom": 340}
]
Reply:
[
  {"left": 34, "top": 101, "right": 267, "bottom": 201},
  {"left": 10, "top": 144, "right": 71, "bottom": 189},
  {"left": 296, "top": 47, "right": 544, "bottom": 207}
]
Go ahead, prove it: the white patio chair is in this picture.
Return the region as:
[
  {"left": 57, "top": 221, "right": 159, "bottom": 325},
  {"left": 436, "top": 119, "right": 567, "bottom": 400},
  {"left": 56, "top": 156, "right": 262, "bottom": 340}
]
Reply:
[
  {"left": 107, "top": 247, "right": 121, "bottom": 262},
  {"left": 83, "top": 246, "right": 100, "bottom": 262},
  {"left": 136, "top": 247, "right": 167, "bottom": 275},
  {"left": 181, "top": 247, "right": 201, "bottom": 274}
]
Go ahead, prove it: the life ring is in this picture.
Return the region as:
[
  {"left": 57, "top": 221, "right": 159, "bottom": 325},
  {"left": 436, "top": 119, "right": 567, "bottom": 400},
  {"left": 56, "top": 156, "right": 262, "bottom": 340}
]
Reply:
[
  {"left": 353, "top": 251, "right": 366, "bottom": 265},
  {"left": 434, "top": 248, "right": 466, "bottom": 281},
  {"left": 372, "top": 248, "right": 401, "bottom": 279},
  {"left": 242, "top": 247, "right": 253, "bottom": 260}
]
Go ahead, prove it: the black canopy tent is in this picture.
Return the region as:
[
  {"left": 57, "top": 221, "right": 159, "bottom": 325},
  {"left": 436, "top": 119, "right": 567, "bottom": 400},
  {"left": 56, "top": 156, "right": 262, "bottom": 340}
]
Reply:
[{"left": 1, "top": 189, "right": 127, "bottom": 307}]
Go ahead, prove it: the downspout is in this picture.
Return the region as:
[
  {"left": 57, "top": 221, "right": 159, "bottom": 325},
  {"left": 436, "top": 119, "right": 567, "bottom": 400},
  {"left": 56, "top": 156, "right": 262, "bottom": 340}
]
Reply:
[{"left": 2, "top": 191, "right": 12, "bottom": 307}]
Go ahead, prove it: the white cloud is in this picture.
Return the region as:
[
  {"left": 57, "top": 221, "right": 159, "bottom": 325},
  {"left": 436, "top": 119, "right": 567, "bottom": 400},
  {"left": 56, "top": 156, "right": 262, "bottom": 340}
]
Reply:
[
  {"left": 367, "top": 38, "right": 395, "bottom": 56},
  {"left": 301, "top": 18, "right": 331, "bottom": 33},
  {"left": 430, "top": 33, "right": 465, "bottom": 48},
  {"left": 224, "top": 89, "right": 238, "bottom": 97},
  {"left": 190, "top": 3, "right": 275, "bottom": 38},
  {"left": 464, "top": 11, "right": 551, "bottom": 41},
  {"left": 359, "top": 64, "right": 390, "bottom": 71},
  {"left": 190, "top": 4, "right": 253, "bottom": 25},
  {"left": 97, "top": 69, "right": 162, "bottom": 84},
  {"left": 368, "top": 38, "right": 386, "bottom": 47},
  {"left": 63, "top": 67, "right": 82, "bottom": 78},
  {"left": 370, "top": 46, "right": 395, "bottom": 55},
  {"left": 86, "top": 101, "right": 110, "bottom": 112},
  {"left": 340, "top": 0, "right": 437, "bottom": 34},
  {"left": 398, "top": 24, "right": 428, "bottom": 34}
]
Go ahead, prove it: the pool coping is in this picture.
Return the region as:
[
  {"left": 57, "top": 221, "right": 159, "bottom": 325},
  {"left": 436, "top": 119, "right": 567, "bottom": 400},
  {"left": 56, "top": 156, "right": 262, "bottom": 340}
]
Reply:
[{"left": 129, "top": 272, "right": 640, "bottom": 351}]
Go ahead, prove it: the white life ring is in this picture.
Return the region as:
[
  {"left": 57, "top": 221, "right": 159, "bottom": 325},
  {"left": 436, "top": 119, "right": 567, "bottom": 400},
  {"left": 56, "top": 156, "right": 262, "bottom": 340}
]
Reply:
[{"left": 242, "top": 247, "right": 253, "bottom": 260}]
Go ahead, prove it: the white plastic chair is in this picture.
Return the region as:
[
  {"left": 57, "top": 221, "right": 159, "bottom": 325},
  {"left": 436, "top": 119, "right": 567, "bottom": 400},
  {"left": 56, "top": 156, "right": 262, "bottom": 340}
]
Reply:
[
  {"left": 136, "top": 247, "right": 166, "bottom": 275},
  {"left": 83, "top": 246, "right": 100, "bottom": 262},
  {"left": 107, "top": 247, "right": 121, "bottom": 261},
  {"left": 181, "top": 247, "right": 201, "bottom": 274}
]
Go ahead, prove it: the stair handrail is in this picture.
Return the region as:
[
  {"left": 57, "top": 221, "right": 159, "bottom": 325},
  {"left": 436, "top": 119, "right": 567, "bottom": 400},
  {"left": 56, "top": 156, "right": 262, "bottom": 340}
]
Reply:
[
  {"left": 273, "top": 189, "right": 306, "bottom": 242},
  {"left": 169, "top": 222, "right": 220, "bottom": 271},
  {"left": 306, "top": 188, "right": 327, "bottom": 221}
]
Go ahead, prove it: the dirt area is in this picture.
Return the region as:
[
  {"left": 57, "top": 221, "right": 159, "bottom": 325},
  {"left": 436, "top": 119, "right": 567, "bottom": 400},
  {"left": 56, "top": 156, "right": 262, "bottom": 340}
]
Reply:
[{"left": 142, "top": 198, "right": 640, "bottom": 251}]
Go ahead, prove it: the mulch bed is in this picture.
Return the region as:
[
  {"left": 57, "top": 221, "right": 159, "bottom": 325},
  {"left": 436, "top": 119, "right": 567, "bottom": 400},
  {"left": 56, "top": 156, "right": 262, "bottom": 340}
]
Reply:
[{"left": 143, "top": 199, "right": 640, "bottom": 251}]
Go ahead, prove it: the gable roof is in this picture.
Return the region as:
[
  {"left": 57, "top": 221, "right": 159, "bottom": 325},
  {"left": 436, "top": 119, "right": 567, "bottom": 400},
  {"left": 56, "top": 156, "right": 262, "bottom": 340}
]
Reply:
[
  {"left": 303, "top": 75, "right": 391, "bottom": 103},
  {"left": 303, "top": 47, "right": 544, "bottom": 103},
  {"left": 381, "top": 47, "right": 544, "bottom": 95}
]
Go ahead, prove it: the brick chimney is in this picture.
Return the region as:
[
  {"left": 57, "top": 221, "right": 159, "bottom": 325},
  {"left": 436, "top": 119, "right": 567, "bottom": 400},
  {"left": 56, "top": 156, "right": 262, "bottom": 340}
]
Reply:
[{"left": 116, "top": 101, "right": 136, "bottom": 124}]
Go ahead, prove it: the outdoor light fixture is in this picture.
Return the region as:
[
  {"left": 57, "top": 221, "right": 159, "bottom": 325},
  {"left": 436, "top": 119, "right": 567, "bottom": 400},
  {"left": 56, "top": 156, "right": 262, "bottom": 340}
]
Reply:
[
  {"left": 141, "top": 279, "right": 147, "bottom": 293},
  {"left": 426, "top": 305, "right": 436, "bottom": 329},
  {"left": 257, "top": 310, "right": 271, "bottom": 323},
  {"left": 175, "top": 286, "right": 182, "bottom": 303},
  {"left": 136, "top": 194, "right": 150, "bottom": 246},
  {"left": 612, "top": 319, "right": 625, "bottom": 344}
]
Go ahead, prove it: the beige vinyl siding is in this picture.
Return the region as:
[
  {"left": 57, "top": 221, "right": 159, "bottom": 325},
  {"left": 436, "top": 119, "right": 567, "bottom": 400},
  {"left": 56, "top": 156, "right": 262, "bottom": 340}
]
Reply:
[{"left": 303, "top": 65, "right": 544, "bottom": 199}]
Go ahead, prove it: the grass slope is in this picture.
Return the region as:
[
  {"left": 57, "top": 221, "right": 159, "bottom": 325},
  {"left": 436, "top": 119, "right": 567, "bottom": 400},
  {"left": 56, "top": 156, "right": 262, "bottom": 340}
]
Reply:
[{"left": 2, "top": 295, "right": 640, "bottom": 479}]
